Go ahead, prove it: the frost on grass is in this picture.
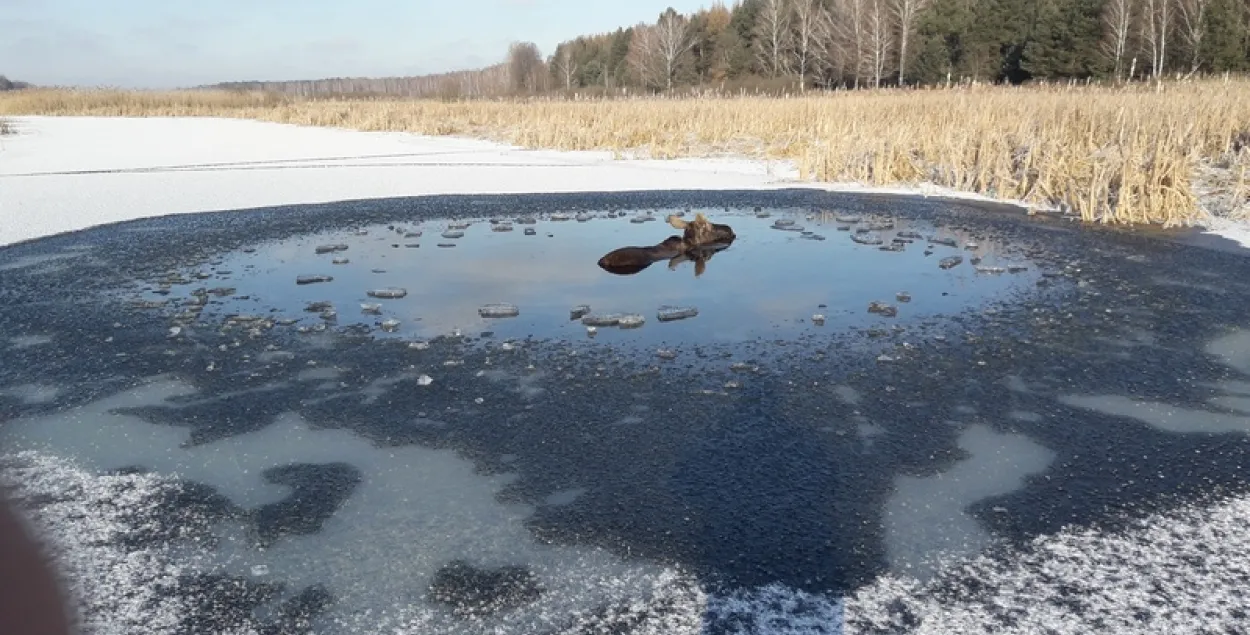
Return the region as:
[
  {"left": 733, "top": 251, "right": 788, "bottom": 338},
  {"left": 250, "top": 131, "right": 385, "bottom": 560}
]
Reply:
[
  {"left": 844, "top": 492, "right": 1250, "bottom": 634},
  {"left": 0, "top": 451, "right": 188, "bottom": 635}
]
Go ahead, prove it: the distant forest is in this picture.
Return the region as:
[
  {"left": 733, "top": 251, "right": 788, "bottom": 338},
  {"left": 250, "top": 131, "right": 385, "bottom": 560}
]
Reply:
[
  {"left": 0, "top": 76, "right": 31, "bottom": 91},
  {"left": 211, "top": 0, "right": 1250, "bottom": 98}
]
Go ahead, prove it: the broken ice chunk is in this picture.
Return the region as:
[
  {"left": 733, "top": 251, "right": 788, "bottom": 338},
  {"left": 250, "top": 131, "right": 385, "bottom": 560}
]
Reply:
[
  {"left": 850, "top": 233, "right": 883, "bottom": 246},
  {"left": 491, "top": 223, "right": 514, "bottom": 232},
  {"left": 417, "top": 374, "right": 433, "bottom": 386},
  {"left": 938, "top": 256, "right": 964, "bottom": 269},
  {"left": 367, "top": 287, "right": 408, "bottom": 299},
  {"left": 441, "top": 231, "right": 465, "bottom": 239},
  {"left": 296, "top": 274, "right": 333, "bottom": 285},
  {"left": 617, "top": 314, "right": 646, "bottom": 329},
  {"left": 581, "top": 314, "right": 623, "bottom": 327},
  {"left": 812, "top": 314, "right": 826, "bottom": 325},
  {"left": 868, "top": 301, "right": 898, "bottom": 317},
  {"left": 478, "top": 303, "right": 520, "bottom": 318},
  {"left": 380, "top": 318, "right": 401, "bottom": 332},
  {"left": 332, "top": 257, "right": 350, "bottom": 264},
  {"left": 657, "top": 306, "right": 698, "bottom": 322},
  {"left": 576, "top": 213, "right": 593, "bottom": 222},
  {"left": 570, "top": 304, "right": 591, "bottom": 320},
  {"left": 315, "top": 244, "right": 348, "bottom": 254},
  {"left": 772, "top": 221, "right": 803, "bottom": 231},
  {"left": 360, "top": 303, "right": 382, "bottom": 314}
]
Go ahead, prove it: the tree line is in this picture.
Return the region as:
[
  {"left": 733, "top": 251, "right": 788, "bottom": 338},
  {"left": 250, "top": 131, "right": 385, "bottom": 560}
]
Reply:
[
  {"left": 205, "top": 0, "right": 1250, "bottom": 98},
  {"left": 547, "top": 0, "right": 1250, "bottom": 92},
  {"left": 0, "top": 76, "right": 32, "bottom": 91}
]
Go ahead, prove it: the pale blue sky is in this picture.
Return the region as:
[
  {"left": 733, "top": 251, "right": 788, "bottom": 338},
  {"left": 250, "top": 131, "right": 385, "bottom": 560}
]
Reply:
[{"left": 2, "top": 0, "right": 715, "bottom": 88}]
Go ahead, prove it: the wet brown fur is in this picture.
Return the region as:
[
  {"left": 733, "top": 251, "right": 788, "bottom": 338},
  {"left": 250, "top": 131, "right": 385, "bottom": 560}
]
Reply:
[
  {"left": 666, "top": 212, "right": 736, "bottom": 246},
  {"left": 597, "top": 213, "right": 735, "bottom": 276}
]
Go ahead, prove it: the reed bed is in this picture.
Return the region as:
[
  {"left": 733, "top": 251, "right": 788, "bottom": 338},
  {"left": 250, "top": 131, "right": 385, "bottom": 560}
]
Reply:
[{"left": 4, "top": 80, "right": 1249, "bottom": 227}]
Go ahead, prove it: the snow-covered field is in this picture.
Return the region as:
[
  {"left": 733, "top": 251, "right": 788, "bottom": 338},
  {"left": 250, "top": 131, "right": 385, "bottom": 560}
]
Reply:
[{"left": 4, "top": 115, "right": 1250, "bottom": 634}]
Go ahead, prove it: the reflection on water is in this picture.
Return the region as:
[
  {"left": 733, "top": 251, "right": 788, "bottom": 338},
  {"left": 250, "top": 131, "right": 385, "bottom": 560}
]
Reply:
[{"left": 133, "top": 208, "right": 1043, "bottom": 349}]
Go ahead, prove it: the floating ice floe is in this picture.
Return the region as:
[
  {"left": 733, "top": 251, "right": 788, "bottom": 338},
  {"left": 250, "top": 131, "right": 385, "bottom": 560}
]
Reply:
[
  {"left": 479, "top": 303, "right": 520, "bottom": 318},
  {"left": 657, "top": 306, "right": 698, "bottom": 322},
  {"left": 367, "top": 288, "right": 408, "bottom": 299}
]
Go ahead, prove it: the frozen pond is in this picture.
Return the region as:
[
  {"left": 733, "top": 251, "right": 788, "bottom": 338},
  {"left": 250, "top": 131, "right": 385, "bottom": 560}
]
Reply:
[{"left": 3, "top": 190, "right": 1250, "bottom": 635}]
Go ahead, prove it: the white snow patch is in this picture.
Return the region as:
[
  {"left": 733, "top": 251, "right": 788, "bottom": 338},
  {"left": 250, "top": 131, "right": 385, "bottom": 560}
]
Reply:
[
  {"left": 1061, "top": 328, "right": 1250, "bottom": 434},
  {"left": 883, "top": 425, "right": 1054, "bottom": 580},
  {"left": 845, "top": 490, "right": 1250, "bottom": 634},
  {"left": 0, "top": 452, "right": 188, "bottom": 635}
]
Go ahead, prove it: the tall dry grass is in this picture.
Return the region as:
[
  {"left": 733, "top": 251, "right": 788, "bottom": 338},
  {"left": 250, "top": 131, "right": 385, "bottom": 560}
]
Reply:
[{"left": 3, "top": 81, "right": 1249, "bottom": 226}]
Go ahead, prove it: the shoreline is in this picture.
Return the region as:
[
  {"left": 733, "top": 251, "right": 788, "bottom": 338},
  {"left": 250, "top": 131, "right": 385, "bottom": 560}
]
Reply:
[{"left": 1, "top": 115, "right": 1246, "bottom": 252}]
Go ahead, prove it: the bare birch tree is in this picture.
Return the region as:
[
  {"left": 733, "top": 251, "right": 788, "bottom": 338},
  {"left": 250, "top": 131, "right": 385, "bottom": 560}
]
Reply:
[
  {"left": 866, "top": 0, "right": 894, "bottom": 87},
  {"left": 1102, "top": 0, "right": 1136, "bottom": 81},
  {"left": 554, "top": 46, "right": 578, "bottom": 89},
  {"left": 833, "top": 0, "right": 869, "bottom": 86},
  {"left": 1177, "top": 0, "right": 1209, "bottom": 73},
  {"left": 626, "top": 24, "right": 664, "bottom": 89},
  {"left": 892, "top": 0, "right": 931, "bottom": 85},
  {"left": 1140, "top": 0, "right": 1175, "bottom": 79},
  {"left": 756, "top": 0, "right": 793, "bottom": 77},
  {"left": 655, "top": 9, "right": 696, "bottom": 90},
  {"left": 810, "top": 0, "right": 847, "bottom": 85},
  {"left": 791, "top": 0, "right": 832, "bottom": 89}
]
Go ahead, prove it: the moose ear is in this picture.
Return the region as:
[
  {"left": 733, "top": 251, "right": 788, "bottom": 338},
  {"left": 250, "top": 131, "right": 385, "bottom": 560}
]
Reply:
[
  {"left": 667, "top": 215, "right": 688, "bottom": 229},
  {"left": 694, "top": 212, "right": 709, "bottom": 224}
]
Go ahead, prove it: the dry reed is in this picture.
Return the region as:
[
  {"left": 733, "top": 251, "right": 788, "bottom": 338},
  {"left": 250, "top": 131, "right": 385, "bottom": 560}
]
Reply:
[{"left": 3, "top": 80, "right": 1249, "bottom": 227}]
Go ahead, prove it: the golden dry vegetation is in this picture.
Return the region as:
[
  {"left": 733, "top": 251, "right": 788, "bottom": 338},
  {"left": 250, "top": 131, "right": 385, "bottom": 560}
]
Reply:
[{"left": 3, "top": 80, "right": 1249, "bottom": 227}]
